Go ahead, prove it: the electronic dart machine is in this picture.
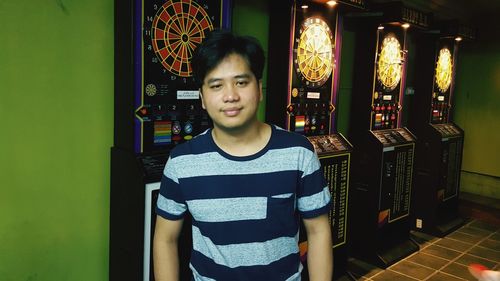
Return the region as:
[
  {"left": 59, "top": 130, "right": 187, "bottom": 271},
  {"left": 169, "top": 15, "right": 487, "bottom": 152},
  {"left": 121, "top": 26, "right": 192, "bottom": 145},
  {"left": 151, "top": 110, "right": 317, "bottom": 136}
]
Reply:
[
  {"left": 346, "top": 2, "right": 431, "bottom": 268},
  {"left": 409, "top": 21, "right": 475, "bottom": 237},
  {"left": 110, "top": 0, "right": 231, "bottom": 280},
  {"left": 267, "top": 1, "right": 366, "bottom": 279}
]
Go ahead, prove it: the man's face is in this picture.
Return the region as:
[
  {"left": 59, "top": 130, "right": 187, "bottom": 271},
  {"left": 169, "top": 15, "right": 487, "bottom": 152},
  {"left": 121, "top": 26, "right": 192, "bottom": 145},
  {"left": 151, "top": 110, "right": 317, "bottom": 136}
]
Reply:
[{"left": 200, "top": 53, "right": 263, "bottom": 133}]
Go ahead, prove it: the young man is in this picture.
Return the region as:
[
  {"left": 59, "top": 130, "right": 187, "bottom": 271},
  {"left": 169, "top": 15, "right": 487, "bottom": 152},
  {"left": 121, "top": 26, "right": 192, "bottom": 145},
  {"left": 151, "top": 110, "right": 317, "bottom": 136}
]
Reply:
[{"left": 153, "top": 29, "right": 333, "bottom": 281}]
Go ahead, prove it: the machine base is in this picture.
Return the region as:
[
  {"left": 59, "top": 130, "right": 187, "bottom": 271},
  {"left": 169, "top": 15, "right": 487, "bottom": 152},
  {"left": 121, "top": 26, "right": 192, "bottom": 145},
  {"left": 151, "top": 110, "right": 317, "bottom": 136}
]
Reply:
[{"left": 435, "top": 216, "right": 465, "bottom": 237}]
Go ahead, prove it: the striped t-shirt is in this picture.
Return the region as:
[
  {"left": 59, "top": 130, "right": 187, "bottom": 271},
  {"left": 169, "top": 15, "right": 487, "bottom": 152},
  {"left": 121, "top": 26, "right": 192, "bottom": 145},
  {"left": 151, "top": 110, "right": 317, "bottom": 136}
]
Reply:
[{"left": 156, "top": 125, "right": 331, "bottom": 281}]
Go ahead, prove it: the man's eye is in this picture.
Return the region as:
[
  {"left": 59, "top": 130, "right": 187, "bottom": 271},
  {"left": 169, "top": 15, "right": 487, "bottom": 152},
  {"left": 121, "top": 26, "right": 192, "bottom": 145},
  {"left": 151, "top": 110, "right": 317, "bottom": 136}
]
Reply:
[
  {"left": 210, "top": 84, "right": 222, "bottom": 90},
  {"left": 236, "top": 81, "right": 248, "bottom": 87}
]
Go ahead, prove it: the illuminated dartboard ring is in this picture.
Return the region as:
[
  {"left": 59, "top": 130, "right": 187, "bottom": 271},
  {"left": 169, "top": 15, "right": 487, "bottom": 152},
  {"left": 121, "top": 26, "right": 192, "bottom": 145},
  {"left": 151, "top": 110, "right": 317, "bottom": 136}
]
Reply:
[
  {"left": 435, "top": 48, "right": 453, "bottom": 93},
  {"left": 294, "top": 17, "right": 334, "bottom": 88},
  {"left": 151, "top": 0, "right": 213, "bottom": 77},
  {"left": 377, "top": 35, "right": 403, "bottom": 91}
]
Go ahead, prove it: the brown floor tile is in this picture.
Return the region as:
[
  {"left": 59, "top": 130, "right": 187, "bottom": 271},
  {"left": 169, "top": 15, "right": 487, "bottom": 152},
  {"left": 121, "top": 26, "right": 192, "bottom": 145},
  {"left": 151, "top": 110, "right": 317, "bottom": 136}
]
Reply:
[
  {"left": 479, "top": 238, "right": 500, "bottom": 252},
  {"left": 350, "top": 219, "right": 500, "bottom": 280},
  {"left": 454, "top": 253, "right": 498, "bottom": 269},
  {"left": 447, "top": 231, "right": 485, "bottom": 244},
  {"left": 457, "top": 225, "right": 493, "bottom": 238},
  {"left": 388, "top": 260, "right": 435, "bottom": 280},
  {"left": 467, "top": 246, "right": 500, "bottom": 262},
  {"left": 371, "top": 269, "right": 419, "bottom": 281},
  {"left": 435, "top": 237, "right": 474, "bottom": 252},
  {"left": 421, "top": 244, "right": 463, "bottom": 261},
  {"left": 406, "top": 252, "right": 449, "bottom": 270},
  {"left": 468, "top": 220, "right": 500, "bottom": 232},
  {"left": 441, "top": 262, "right": 476, "bottom": 280},
  {"left": 426, "top": 272, "right": 472, "bottom": 281},
  {"left": 490, "top": 232, "right": 500, "bottom": 242}
]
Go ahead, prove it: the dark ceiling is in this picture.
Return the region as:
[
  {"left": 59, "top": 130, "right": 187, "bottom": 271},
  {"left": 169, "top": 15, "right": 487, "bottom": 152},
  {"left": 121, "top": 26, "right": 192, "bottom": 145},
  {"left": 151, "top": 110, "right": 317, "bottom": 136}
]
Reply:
[{"left": 370, "top": 0, "right": 499, "bottom": 26}]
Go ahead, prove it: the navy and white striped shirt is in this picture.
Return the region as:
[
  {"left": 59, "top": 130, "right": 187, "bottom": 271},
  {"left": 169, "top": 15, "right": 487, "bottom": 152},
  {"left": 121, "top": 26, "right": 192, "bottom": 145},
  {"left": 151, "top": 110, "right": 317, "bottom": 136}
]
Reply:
[{"left": 157, "top": 125, "right": 331, "bottom": 281}]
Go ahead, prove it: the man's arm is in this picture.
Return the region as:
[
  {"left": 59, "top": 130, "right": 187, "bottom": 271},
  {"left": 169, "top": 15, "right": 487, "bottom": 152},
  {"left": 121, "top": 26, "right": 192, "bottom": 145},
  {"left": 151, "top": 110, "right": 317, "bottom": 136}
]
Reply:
[
  {"left": 153, "top": 215, "right": 184, "bottom": 281},
  {"left": 303, "top": 213, "right": 333, "bottom": 281}
]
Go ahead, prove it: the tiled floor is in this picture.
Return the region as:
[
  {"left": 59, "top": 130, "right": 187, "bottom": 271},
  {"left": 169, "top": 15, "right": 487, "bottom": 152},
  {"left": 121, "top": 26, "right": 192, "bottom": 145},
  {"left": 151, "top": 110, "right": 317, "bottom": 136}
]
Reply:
[{"left": 347, "top": 219, "right": 500, "bottom": 280}]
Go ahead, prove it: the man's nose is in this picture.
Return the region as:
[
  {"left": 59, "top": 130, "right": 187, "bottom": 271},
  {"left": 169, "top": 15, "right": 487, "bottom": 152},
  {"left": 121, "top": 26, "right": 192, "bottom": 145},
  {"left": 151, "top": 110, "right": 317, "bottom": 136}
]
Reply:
[{"left": 223, "top": 85, "right": 240, "bottom": 102}]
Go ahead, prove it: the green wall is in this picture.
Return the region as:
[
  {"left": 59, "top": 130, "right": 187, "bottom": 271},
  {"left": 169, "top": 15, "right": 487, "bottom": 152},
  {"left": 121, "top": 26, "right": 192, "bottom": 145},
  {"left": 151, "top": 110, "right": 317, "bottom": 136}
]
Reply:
[
  {"left": 454, "top": 41, "right": 500, "bottom": 199},
  {"left": 336, "top": 30, "right": 355, "bottom": 136},
  {"left": 0, "top": 1, "right": 113, "bottom": 280}
]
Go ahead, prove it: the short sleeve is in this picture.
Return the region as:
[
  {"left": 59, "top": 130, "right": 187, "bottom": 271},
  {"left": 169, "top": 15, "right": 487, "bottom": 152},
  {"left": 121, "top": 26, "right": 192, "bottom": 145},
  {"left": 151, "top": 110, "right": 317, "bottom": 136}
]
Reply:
[
  {"left": 156, "top": 156, "right": 187, "bottom": 220},
  {"left": 296, "top": 149, "right": 331, "bottom": 219}
]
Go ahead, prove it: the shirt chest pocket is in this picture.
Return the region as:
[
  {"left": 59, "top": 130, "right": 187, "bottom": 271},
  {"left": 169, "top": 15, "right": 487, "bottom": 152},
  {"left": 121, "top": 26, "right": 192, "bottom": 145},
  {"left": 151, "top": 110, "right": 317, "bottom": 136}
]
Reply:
[{"left": 267, "top": 193, "right": 296, "bottom": 218}]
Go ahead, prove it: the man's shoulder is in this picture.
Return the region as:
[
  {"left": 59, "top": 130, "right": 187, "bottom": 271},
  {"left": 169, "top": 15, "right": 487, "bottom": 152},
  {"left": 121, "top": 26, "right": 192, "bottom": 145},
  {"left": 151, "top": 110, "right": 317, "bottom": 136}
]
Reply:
[
  {"left": 169, "top": 129, "right": 213, "bottom": 159},
  {"left": 270, "top": 124, "right": 314, "bottom": 151}
]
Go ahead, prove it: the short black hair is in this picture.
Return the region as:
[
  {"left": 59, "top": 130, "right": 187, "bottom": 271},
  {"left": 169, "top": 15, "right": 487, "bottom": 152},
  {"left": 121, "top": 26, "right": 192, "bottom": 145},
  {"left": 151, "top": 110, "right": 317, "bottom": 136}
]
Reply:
[{"left": 191, "top": 29, "right": 265, "bottom": 88}]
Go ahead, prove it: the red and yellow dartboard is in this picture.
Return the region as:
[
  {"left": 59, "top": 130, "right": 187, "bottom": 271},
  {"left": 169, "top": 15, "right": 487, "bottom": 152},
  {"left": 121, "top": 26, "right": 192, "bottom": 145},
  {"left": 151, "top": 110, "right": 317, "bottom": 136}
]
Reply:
[{"left": 151, "top": 0, "right": 214, "bottom": 77}]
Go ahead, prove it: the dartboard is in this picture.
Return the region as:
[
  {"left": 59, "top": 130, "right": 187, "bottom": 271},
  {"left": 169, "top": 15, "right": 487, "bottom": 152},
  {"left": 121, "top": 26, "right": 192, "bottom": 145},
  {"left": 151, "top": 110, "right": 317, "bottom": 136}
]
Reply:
[
  {"left": 151, "top": 0, "right": 214, "bottom": 77},
  {"left": 377, "top": 35, "right": 403, "bottom": 91},
  {"left": 294, "top": 17, "right": 334, "bottom": 88},
  {"left": 435, "top": 48, "right": 453, "bottom": 93}
]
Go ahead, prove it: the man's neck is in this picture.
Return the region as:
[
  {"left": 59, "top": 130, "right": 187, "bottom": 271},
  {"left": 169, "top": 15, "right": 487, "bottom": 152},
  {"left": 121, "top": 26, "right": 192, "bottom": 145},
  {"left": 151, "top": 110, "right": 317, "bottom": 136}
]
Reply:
[{"left": 211, "top": 122, "right": 271, "bottom": 157}]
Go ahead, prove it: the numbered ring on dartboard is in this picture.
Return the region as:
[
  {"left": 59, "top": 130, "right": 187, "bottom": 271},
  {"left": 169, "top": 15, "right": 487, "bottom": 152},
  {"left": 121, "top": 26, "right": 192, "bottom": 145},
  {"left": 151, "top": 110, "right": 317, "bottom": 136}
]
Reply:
[
  {"left": 377, "top": 35, "right": 403, "bottom": 92},
  {"left": 150, "top": 0, "right": 214, "bottom": 77},
  {"left": 294, "top": 17, "right": 334, "bottom": 88}
]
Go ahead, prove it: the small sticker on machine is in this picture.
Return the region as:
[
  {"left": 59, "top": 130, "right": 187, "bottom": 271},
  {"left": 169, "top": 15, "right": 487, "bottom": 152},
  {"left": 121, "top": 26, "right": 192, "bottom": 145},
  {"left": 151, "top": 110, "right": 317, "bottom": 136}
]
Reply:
[
  {"left": 307, "top": 92, "right": 320, "bottom": 99},
  {"left": 177, "top": 90, "right": 200, "bottom": 100}
]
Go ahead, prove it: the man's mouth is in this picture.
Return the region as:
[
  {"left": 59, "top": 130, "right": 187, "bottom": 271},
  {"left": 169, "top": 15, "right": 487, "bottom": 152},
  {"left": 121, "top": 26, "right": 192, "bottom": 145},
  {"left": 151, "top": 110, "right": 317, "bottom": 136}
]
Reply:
[{"left": 222, "top": 107, "right": 242, "bottom": 117}]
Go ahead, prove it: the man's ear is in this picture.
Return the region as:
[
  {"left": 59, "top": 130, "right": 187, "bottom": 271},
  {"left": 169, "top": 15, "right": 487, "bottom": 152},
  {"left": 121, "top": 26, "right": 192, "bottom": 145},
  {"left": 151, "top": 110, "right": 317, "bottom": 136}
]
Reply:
[{"left": 199, "top": 89, "right": 206, "bottom": 109}]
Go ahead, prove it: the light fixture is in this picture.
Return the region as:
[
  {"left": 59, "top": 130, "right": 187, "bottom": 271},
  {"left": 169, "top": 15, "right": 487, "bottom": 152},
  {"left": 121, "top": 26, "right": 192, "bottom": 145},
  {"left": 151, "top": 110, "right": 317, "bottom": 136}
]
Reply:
[
  {"left": 455, "top": 36, "right": 463, "bottom": 42},
  {"left": 378, "top": 25, "right": 385, "bottom": 30},
  {"left": 326, "top": 0, "right": 337, "bottom": 6},
  {"left": 301, "top": 4, "right": 309, "bottom": 9},
  {"left": 402, "top": 23, "right": 410, "bottom": 29}
]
